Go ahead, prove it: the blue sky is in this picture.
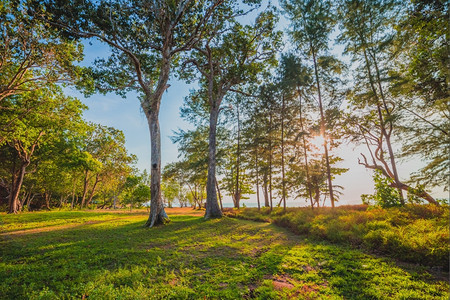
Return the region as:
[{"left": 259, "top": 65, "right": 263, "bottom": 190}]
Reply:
[{"left": 65, "top": 4, "right": 447, "bottom": 206}]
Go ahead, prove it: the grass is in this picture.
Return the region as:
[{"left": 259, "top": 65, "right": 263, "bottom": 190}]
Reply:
[
  {"left": 226, "top": 205, "right": 450, "bottom": 271},
  {"left": 0, "top": 209, "right": 448, "bottom": 299}
]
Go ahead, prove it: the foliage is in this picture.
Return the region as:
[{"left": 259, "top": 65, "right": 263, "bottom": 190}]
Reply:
[
  {"left": 120, "top": 175, "right": 151, "bottom": 210},
  {"left": 0, "top": 210, "right": 448, "bottom": 299},
  {"left": 390, "top": 0, "right": 449, "bottom": 191},
  {"left": 361, "top": 171, "right": 402, "bottom": 208},
  {"left": 0, "top": 0, "right": 84, "bottom": 103}
]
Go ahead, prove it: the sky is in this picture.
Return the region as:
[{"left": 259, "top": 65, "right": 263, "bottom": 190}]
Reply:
[{"left": 65, "top": 3, "right": 447, "bottom": 207}]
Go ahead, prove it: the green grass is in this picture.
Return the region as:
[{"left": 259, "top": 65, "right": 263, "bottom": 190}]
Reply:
[
  {"left": 0, "top": 211, "right": 448, "bottom": 299},
  {"left": 227, "top": 205, "right": 450, "bottom": 271}
]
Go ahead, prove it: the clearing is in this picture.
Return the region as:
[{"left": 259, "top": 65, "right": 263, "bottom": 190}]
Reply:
[{"left": 0, "top": 209, "right": 448, "bottom": 299}]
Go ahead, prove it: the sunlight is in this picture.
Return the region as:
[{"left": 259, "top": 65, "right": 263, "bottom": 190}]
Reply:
[{"left": 310, "top": 135, "right": 325, "bottom": 151}]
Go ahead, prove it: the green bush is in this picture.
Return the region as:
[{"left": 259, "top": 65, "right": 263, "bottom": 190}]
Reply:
[{"left": 361, "top": 171, "right": 403, "bottom": 208}]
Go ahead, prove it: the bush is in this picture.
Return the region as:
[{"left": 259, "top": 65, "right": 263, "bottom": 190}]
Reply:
[{"left": 361, "top": 171, "right": 402, "bottom": 208}]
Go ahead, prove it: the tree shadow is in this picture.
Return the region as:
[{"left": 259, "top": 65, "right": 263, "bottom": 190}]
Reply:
[{"left": 0, "top": 215, "right": 447, "bottom": 299}]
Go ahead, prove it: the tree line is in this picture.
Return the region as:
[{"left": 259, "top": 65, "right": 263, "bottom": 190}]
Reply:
[{"left": 1, "top": 0, "right": 447, "bottom": 223}]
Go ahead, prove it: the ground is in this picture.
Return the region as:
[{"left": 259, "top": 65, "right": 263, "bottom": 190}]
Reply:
[{"left": 0, "top": 208, "right": 448, "bottom": 299}]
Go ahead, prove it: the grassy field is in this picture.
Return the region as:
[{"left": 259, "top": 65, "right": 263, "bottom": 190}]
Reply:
[
  {"left": 0, "top": 209, "right": 448, "bottom": 299},
  {"left": 226, "top": 205, "right": 450, "bottom": 271}
]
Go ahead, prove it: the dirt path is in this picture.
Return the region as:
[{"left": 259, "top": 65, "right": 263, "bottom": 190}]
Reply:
[
  {"left": 0, "top": 216, "right": 138, "bottom": 237},
  {"left": 165, "top": 207, "right": 205, "bottom": 216}
]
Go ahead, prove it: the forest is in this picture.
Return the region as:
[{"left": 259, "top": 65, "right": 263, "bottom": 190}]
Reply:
[{"left": 0, "top": 0, "right": 448, "bottom": 298}]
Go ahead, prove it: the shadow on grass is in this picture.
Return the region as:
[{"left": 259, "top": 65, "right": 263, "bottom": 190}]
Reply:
[
  {"left": 0, "top": 211, "right": 122, "bottom": 234},
  {"left": 0, "top": 214, "right": 448, "bottom": 299}
]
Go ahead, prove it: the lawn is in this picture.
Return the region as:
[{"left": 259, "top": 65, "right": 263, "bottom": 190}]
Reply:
[{"left": 0, "top": 209, "right": 448, "bottom": 299}]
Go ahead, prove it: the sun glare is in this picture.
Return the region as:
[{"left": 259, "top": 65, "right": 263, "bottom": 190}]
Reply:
[{"left": 310, "top": 135, "right": 325, "bottom": 151}]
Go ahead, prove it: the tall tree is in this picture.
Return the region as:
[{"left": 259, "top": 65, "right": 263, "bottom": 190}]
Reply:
[
  {"left": 182, "top": 8, "right": 281, "bottom": 218},
  {"left": 282, "top": 0, "right": 338, "bottom": 207},
  {"left": 338, "top": 0, "right": 440, "bottom": 204},
  {"left": 39, "top": 0, "right": 227, "bottom": 227},
  {"left": 278, "top": 53, "right": 316, "bottom": 208},
  {"left": 391, "top": 0, "right": 449, "bottom": 192}
]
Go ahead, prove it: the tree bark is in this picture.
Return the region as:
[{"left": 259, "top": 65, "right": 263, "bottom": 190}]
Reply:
[
  {"left": 8, "top": 162, "right": 28, "bottom": 214},
  {"left": 269, "top": 112, "right": 273, "bottom": 211},
  {"left": 144, "top": 108, "right": 169, "bottom": 227},
  {"left": 80, "top": 169, "right": 89, "bottom": 208},
  {"left": 263, "top": 171, "right": 269, "bottom": 207},
  {"left": 71, "top": 176, "right": 76, "bottom": 209},
  {"left": 19, "top": 185, "right": 32, "bottom": 212},
  {"left": 255, "top": 146, "right": 260, "bottom": 210},
  {"left": 140, "top": 39, "right": 172, "bottom": 227},
  {"left": 44, "top": 192, "right": 51, "bottom": 210},
  {"left": 215, "top": 176, "right": 223, "bottom": 210},
  {"left": 26, "top": 193, "right": 35, "bottom": 211},
  {"left": 234, "top": 101, "right": 241, "bottom": 209},
  {"left": 281, "top": 94, "right": 286, "bottom": 211},
  {"left": 205, "top": 106, "right": 223, "bottom": 219},
  {"left": 86, "top": 174, "right": 100, "bottom": 206}
]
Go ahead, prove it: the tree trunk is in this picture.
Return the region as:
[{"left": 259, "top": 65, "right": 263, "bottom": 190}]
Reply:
[
  {"left": 86, "top": 174, "right": 100, "bottom": 207},
  {"left": 26, "top": 193, "right": 35, "bottom": 211},
  {"left": 200, "top": 186, "right": 205, "bottom": 208},
  {"left": 80, "top": 170, "right": 89, "bottom": 208},
  {"left": 205, "top": 106, "right": 223, "bottom": 219},
  {"left": 298, "top": 90, "right": 315, "bottom": 209},
  {"left": 234, "top": 101, "right": 241, "bottom": 209},
  {"left": 362, "top": 48, "right": 404, "bottom": 203},
  {"left": 314, "top": 186, "right": 320, "bottom": 208},
  {"left": 8, "top": 162, "right": 28, "bottom": 214},
  {"left": 144, "top": 109, "right": 169, "bottom": 227},
  {"left": 269, "top": 112, "right": 273, "bottom": 211},
  {"left": 44, "top": 192, "right": 51, "bottom": 210},
  {"left": 281, "top": 94, "right": 286, "bottom": 211},
  {"left": 394, "top": 182, "right": 438, "bottom": 205},
  {"left": 215, "top": 176, "right": 223, "bottom": 210},
  {"left": 263, "top": 171, "right": 269, "bottom": 207},
  {"left": 255, "top": 146, "right": 260, "bottom": 210},
  {"left": 311, "top": 48, "right": 335, "bottom": 208},
  {"left": 19, "top": 185, "right": 33, "bottom": 212},
  {"left": 71, "top": 177, "right": 76, "bottom": 209},
  {"left": 59, "top": 195, "right": 65, "bottom": 208},
  {"left": 371, "top": 50, "right": 404, "bottom": 202},
  {"left": 377, "top": 104, "right": 405, "bottom": 203},
  {"left": 187, "top": 184, "right": 197, "bottom": 209},
  {"left": 71, "top": 195, "right": 75, "bottom": 209}
]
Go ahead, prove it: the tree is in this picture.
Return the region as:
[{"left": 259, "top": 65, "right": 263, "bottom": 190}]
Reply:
[
  {"left": 1, "top": 87, "right": 86, "bottom": 213},
  {"left": 278, "top": 53, "right": 316, "bottom": 208},
  {"left": 183, "top": 8, "right": 281, "bottom": 218},
  {"left": 39, "top": 0, "right": 228, "bottom": 227},
  {"left": 171, "top": 122, "right": 231, "bottom": 209},
  {"left": 161, "top": 180, "right": 179, "bottom": 209},
  {"left": 337, "top": 0, "right": 440, "bottom": 204},
  {"left": 0, "top": 1, "right": 83, "bottom": 105},
  {"left": 282, "top": 0, "right": 338, "bottom": 207},
  {"left": 390, "top": 0, "right": 449, "bottom": 191},
  {"left": 121, "top": 175, "right": 150, "bottom": 211},
  {"left": 80, "top": 124, "right": 135, "bottom": 208}
]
